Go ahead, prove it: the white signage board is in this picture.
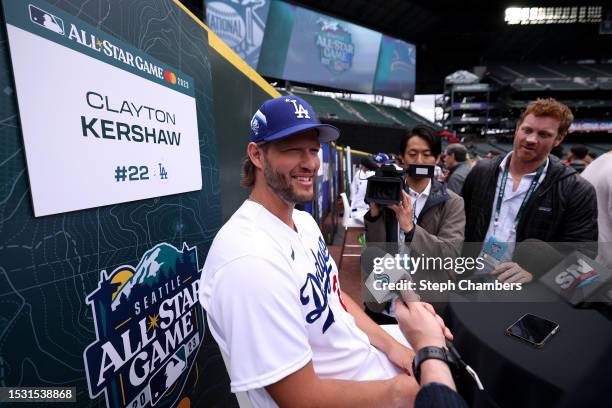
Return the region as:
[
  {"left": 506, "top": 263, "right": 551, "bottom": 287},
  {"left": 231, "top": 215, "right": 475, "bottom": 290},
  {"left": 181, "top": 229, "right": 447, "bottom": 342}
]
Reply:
[{"left": 3, "top": 0, "right": 202, "bottom": 216}]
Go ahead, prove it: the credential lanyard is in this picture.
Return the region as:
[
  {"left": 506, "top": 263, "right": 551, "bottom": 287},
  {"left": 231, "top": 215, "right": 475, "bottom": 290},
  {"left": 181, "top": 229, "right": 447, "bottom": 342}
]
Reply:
[{"left": 492, "top": 158, "right": 545, "bottom": 235}]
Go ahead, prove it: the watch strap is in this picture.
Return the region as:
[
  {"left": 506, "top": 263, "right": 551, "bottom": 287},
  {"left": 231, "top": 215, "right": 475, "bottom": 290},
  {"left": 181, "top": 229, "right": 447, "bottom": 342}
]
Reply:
[{"left": 412, "top": 346, "right": 458, "bottom": 384}]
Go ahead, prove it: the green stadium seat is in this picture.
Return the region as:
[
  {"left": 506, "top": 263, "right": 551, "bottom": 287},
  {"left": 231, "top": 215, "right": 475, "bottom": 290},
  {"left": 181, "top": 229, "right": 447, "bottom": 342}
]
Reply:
[
  {"left": 340, "top": 99, "right": 397, "bottom": 125},
  {"left": 376, "top": 105, "right": 439, "bottom": 129},
  {"left": 376, "top": 105, "right": 420, "bottom": 127},
  {"left": 292, "top": 91, "right": 362, "bottom": 122},
  {"left": 404, "top": 110, "right": 440, "bottom": 130},
  {"left": 278, "top": 91, "right": 440, "bottom": 130}
]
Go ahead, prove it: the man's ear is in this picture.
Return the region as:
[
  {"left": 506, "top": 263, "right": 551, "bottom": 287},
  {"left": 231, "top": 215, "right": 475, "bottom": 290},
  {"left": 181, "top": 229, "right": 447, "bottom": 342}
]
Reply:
[
  {"left": 553, "top": 133, "right": 566, "bottom": 147},
  {"left": 247, "top": 142, "right": 265, "bottom": 170}
]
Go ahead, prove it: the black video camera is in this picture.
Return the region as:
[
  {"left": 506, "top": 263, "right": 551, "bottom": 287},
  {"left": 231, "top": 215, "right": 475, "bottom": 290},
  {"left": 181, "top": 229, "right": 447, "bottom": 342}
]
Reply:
[{"left": 365, "top": 164, "right": 434, "bottom": 205}]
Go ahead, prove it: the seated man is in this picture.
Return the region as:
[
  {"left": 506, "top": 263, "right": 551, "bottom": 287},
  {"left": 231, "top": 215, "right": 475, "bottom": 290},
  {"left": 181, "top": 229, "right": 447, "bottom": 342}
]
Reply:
[{"left": 199, "top": 96, "right": 459, "bottom": 407}]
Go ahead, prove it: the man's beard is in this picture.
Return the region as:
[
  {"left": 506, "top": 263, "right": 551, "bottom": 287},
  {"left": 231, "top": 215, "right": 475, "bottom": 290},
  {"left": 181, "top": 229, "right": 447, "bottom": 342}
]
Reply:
[{"left": 263, "top": 161, "right": 313, "bottom": 204}]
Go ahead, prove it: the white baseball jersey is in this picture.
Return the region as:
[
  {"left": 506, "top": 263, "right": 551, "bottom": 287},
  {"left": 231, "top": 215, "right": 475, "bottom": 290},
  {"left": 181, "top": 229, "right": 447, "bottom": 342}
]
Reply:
[{"left": 199, "top": 200, "right": 401, "bottom": 407}]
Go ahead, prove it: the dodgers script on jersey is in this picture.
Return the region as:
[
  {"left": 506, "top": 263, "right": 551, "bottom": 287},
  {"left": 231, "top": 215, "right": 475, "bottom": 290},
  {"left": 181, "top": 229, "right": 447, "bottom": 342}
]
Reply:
[{"left": 199, "top": 201, "right": 401, "bottom": 407}]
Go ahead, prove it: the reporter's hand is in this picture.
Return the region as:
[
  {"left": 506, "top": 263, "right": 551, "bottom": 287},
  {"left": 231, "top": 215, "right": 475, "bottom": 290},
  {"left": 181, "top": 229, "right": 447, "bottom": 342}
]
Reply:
[
  {"left": 490, "top": 262, "right": 533, "bottom": 284},
  {"left": 420, "top": 302, "right": 453, "bottom": 342},
  {"left": 388, "top": 191, "right": 414, "bottom": 233},
  {"left": 395, "top": 300, "right": 446, "bottom": 351}
]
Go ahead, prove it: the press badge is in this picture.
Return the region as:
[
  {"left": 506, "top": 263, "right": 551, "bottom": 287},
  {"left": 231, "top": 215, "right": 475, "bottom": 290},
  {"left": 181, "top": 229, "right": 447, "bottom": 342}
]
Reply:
[{"left": 477, "top": 236, "right": 513, "bottom": 275}]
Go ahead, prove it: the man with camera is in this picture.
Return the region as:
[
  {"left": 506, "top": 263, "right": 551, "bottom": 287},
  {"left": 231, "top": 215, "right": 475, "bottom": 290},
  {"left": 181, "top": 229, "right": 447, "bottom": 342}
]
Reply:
[
  {"left": 364, "top": 125, "right": 466, "bottom": 323},
  {"left": 199, "top": 96, "right": 466, "bottom": 408}
]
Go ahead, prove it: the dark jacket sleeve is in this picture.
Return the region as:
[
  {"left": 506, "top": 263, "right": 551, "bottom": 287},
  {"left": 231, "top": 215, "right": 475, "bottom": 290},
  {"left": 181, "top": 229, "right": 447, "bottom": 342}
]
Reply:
[
  {"left": 364, "top": 210, "right": 387, "bottom": 243},
  {"left": 560, "top": 176, "right": 598, "bottom": 242},
  {"left": 415, "top": 383, "right": 468, "bottom": 408},
  {"left": 461, "top": 165, "right": 478, "bottom": 242}
]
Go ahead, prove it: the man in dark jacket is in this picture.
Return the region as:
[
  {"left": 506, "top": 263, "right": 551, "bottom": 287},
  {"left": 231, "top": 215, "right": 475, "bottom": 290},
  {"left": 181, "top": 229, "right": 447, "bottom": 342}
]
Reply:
[{"left": 462, "top": 98, "right": 598, "bottom": 283}]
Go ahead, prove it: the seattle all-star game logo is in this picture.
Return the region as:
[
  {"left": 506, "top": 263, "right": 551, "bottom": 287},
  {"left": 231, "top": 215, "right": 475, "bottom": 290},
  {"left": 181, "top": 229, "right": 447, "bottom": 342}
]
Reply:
[
  {"left": 83, "top": 242, "right": 204, "bottom": 408},
  {"left": 314, "top": 18, "right": 355, "bottom": 74}
]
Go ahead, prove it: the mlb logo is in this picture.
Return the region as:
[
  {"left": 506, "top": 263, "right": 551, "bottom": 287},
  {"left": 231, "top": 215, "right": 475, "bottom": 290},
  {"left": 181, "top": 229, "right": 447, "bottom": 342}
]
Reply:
[
  {"left": 148, "top": 347, "right": 187, "bottom": 405},
  {"left": 29, "top": 4, "right": 65, "bottom": 35}
]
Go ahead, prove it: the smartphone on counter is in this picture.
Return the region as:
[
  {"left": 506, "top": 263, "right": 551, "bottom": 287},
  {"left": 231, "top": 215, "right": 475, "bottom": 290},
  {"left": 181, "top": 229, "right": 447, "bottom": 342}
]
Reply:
[{"left": 506, "top": 313, "right": 559, "bottom": 348}]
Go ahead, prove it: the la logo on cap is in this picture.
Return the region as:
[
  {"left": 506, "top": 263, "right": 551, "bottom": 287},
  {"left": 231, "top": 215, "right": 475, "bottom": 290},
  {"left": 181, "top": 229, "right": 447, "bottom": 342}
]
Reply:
[{"left": 286, "top": 98, "right": 310, "bottom": 119}]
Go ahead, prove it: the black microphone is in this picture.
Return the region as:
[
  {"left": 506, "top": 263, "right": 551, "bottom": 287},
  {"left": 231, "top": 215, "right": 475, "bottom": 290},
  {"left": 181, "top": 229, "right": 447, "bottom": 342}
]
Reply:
[{"left": 513, "top": 239, "right": 565, "bottom": 278}]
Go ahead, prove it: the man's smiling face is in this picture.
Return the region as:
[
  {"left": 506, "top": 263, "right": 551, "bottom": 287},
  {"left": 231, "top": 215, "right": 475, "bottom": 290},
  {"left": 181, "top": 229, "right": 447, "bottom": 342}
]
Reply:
[{"left": 261, "top": 129, "right": 321, "bottom": 204}]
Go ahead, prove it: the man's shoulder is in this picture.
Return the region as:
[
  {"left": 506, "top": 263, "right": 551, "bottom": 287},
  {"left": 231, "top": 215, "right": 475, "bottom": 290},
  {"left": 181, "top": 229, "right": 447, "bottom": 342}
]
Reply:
[
  {"left": 462, "top": 158, "right": 499, "bottom": 193},
  {"left": 206, "top": 204, "right": 318, "bottom": 268},
  {"left": 445, "top": 188, "right": 464, "bottom": 205},
  {"left": 293, "top": 207, "right": 317, "bottom": 222},
  {"left": 216, "top": 202, "right": 268, "bottom": 239},
  {"left": 457, "top": 162, "right": 471, "bottom": 176},
  {"left": 582, "top": 153, "right": 612, "bottom": 186},
  {"left": 471, "top": 156, "right": 500, "bottom": 174},
  {"left": 448, "top": 165, "right": 468, "bottom": 183},
  {"left": 207, "top": 203, "right": 280, "bottom": 264},
  {"left": 563, "top": 171, "right": 596, "bottom": 197}
]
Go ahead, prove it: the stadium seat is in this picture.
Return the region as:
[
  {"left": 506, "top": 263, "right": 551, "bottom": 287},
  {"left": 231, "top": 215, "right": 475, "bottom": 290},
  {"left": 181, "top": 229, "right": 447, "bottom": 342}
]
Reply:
[
  {"left": 292, "top": 91, "right": 362, "bottom": 122},
  {"left": 341, "top": 99, "right": 397, "bottom": 125}
]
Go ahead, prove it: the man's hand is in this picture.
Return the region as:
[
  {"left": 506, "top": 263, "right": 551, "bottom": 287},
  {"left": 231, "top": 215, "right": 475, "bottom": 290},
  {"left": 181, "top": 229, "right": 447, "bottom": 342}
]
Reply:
[
  {"left": 385, "top": 342, "right": 415, "bottom": 375},
  {"left": 394, "top": 301, "right": 458, "bottom": 392},
  {"left": 369, "top": 202, "right": 381, "bottom": 218},
  {"left": 388, "top": 191, "right": 414, "bottom": 233},
  {"left": 441, "top": 169, "right": 449, "bottom": 182},
  {"left": 394, "top": 301, "right": 450, "bottom": 351},
  {"left": 490, "top": 262, "right": 533, "bottom": 283},
  {"left": 420, "top": 302, "right": 453, "bottom": 342}
]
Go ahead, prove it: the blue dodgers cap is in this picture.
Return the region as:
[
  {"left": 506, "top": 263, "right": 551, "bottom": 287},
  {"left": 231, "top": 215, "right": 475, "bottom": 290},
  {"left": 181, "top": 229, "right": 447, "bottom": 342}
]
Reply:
[
  {"left": 374, "top": 153, "right": 393, "bottom": 165},
  {"left": 248, "top": 96, "right": 340, "bottom": 143}
]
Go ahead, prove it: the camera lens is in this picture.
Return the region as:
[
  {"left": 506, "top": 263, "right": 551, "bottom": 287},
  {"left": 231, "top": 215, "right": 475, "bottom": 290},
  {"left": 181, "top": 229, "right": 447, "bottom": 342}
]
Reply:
[
  {"left": 367, "top": 178, "right": 402, "bottom": 204},
  {"left": 374, "top": 185, "right": 397, "bottom": 201}
]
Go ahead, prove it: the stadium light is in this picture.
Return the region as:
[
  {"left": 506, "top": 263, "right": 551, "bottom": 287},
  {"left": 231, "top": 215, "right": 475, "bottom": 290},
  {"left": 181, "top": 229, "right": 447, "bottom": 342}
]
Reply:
[{"left": 504, "top": 6, "right": 601, "bottom": 25}]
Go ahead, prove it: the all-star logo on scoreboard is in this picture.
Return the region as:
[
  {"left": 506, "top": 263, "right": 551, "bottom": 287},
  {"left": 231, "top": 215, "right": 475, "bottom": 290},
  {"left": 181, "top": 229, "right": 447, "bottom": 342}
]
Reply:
[
  {"left": 83, "top": 243, "right": 204, "bottom": 408},
  {"left": 315, "top": 18, "right": 355, "bottom": 74}
]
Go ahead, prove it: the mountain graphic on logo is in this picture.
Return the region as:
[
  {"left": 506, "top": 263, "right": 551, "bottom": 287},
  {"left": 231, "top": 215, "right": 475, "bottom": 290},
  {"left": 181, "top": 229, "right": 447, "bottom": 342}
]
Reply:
[{"left": 110, "top": 243, "right": 196, "bottom": 311}]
